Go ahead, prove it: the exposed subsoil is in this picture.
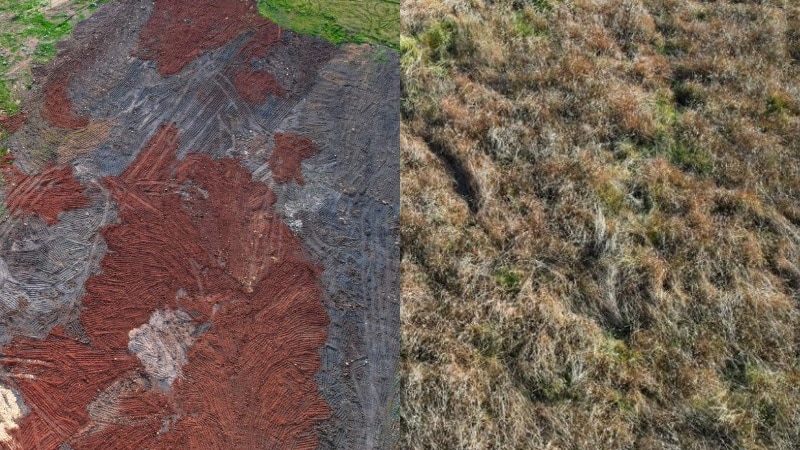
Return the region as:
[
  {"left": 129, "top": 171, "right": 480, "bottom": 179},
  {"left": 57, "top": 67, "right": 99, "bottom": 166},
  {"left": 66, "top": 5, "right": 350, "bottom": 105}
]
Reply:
[
  {"left": 4, "top": 125, "right": 329, "bottom": 448},
  {"left": 232, "top": 66, "right": 285, "bottom": 104},
  {"left": 0, "top": 164, "right": 89, "bottom": 225},
  {"left": 270, "top": 132, "right": 318, "bottom": 185},
  {"left": 136, "top": 0, "right": 282, "bottom": 77},
  {"left": 42, "top": 76, "right": 90, "bottom": 129},
  {"left": 0, "top": 0, "right": 400, "bottom": 448},
  {"left": 0, "top": 113, "right": 27, "bottom": 134}
]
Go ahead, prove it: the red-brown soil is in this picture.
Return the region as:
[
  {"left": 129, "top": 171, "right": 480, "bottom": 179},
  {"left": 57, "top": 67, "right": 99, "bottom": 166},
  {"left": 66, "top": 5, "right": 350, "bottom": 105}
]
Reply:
[
  {"left": 137, "top": 0, "right": 281, "bottom": 77},
  {"left": 269, "top": 132, "right": 318, "bottom": 185},
  {"left": 0, "top": 113, "right": 27, "bottom": 134},
  {"left": 0, "top": 164, "right": 90, "bottom": 224},
  {"left": 138, "top": 0, "right": 287, "bottom": 105},
  {"left": 41, "top": 76, "right": 89, "bottom": 129},
  {"left": 3, "top": 124, "right": 330, "bottom": 449},
  {"left": 2, "top": 330, "right": 140, "bottom": 449},
  {"left": 71, "top": 386, "right": 175, "bottom": 449},
  {"left": 237, "top": 26, "right": 284, "bottom": 62},
  {"left": 232, "top": 66, "right": 284, "bottom": 104},
  {"left": 229, "top": 25, "right": 286, "bottom": 103}
]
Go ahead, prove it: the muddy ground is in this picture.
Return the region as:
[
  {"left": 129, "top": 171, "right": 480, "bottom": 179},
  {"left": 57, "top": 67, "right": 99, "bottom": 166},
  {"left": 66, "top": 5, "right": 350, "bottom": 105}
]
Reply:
[{"left": 0, "top": 0, "right": 399, "bottom": 448}]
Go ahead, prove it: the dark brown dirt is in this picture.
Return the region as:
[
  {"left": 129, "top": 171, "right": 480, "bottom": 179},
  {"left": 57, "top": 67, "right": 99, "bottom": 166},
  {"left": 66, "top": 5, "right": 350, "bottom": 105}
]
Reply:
[
  {"left": 4, "top": 124, "right": 330, "bottom": 448},
  {"left": 269, "top": 132, "right": 318, "bottom": 185},
  {"left": 0, "top": 164, "right": 90, "bottom": 224},
  {"left": 0, "top": 113, "right": 27, "bottom": 134}
]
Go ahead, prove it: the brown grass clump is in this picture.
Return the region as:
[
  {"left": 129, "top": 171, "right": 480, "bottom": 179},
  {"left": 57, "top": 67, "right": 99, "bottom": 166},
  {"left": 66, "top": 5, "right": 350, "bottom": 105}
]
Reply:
[{"left": 401, "top": 0, "right": 800, "bottom": 448}]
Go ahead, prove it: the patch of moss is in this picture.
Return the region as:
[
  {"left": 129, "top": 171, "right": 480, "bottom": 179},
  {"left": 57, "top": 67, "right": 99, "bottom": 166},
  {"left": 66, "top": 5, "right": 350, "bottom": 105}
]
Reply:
[
  {"left": 668, "top": 139, "right": 712, "bottom": 176},
  {"left": 511, "top": 9, "right": 549, "bottom": 38},
  {"left": 648, "top": 91, "right": 713, "bottom": 176},
  {"left": 766, "top": 93, "right": 798, "bottom": 116},
  {"left": 596, "top": 181, "right": 626, "bottom": 214},
  {"left": 601, "top": 335, "right": 640, "bottom": 363},
  {"left": 495, "top": 267, "right": 524, "bottom": 295}
]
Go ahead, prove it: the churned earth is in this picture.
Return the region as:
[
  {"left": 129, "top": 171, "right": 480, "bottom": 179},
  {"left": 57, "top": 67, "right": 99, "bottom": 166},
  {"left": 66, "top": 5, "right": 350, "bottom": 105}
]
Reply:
[{"left": 0, "top": 0, "right": 399, "bottom": 448}]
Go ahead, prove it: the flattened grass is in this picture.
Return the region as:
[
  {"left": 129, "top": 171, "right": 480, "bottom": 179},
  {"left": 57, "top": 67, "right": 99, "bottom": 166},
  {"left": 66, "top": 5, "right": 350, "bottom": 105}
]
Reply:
[{"left": 401, "top": 0, "right": 800, "bottom": 448}]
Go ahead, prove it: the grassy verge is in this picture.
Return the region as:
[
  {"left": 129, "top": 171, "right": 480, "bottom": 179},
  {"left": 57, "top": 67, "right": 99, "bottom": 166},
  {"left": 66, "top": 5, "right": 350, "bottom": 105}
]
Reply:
[{"left": 257, "top": 0, "right": 399, "bottom": 49}]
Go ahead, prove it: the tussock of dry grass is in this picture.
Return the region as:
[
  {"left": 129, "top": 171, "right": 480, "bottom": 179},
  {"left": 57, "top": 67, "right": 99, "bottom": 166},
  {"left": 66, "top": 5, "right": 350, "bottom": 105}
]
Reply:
[{"left": 401, "top": 0, "right": 800, "bottom": 448}]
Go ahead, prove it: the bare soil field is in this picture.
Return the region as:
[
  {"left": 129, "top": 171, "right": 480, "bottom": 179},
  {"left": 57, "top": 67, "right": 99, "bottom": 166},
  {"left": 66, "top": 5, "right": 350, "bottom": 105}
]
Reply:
[{"left": 0, "top": 0, "right": 399, "bottom": 448}]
